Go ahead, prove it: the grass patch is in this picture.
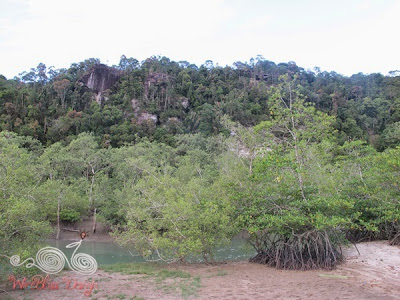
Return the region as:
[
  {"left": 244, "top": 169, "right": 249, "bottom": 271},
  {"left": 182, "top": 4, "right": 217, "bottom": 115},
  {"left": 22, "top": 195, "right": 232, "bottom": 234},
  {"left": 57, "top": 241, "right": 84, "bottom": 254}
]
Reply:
[
  {"left": 96, "top": 277, "right": 112, "bottom": 282},
  {"left": 102, "top": 294, "right": 127, "bottom": 300},
  {"left": 216, "top": 270, "right": 228, "bottom": 276},
  {"left": 101, "top": 263, "right": 157, "bottom": 276},
  {"left": 101, "top": 263, "right": 200, "bottom": 299},
  {"left": 101, "top": 263, "right": 192, "bottom": 279},
  {"left": 180, "top": 276, "right": 201, "bottom": 299},
  {"left": 157, "top": 269, "right": 191, "bottom": 280}
]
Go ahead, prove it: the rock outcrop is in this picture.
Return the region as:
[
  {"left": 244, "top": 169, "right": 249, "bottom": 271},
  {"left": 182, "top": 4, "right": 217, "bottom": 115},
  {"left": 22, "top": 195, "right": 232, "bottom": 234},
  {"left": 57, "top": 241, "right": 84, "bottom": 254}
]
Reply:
[
  {"left": 180, "top": 97, "right": 189, "bottom": 110},
  {"left": 137, "top": 112, "right": 158, "bottom": 124},
  {"left": 80, "top": 64, "right": 123, "bottom": 104},
  {"left": 144, "top": 72, "right": 171, "bottom": 100},
  {"left": 81, "top": 64, "right": 122, "bottom": 93}
]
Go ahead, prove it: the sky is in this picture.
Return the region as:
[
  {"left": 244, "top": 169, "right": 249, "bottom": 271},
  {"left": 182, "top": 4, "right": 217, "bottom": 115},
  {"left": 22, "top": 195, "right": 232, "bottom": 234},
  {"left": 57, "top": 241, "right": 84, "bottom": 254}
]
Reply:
[{"left": 0, "top": 0, "right": 399, "bottom": 79}]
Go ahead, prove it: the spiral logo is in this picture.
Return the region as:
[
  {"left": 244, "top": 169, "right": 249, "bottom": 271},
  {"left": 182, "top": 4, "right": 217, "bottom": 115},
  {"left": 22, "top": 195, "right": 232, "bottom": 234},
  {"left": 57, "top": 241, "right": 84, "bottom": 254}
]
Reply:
[
  {"left": 9, "top": 255, "right": 35, "bottom": 269},
  {"left": 70, "top": 252, "right": 97, "bottom": 275},
  {"left": 9, "top": 255, "right": 21, "bottom": 266},
  {"left": 9, "top": 240, "right": 98, "bottom": 275},
  {"left": 10, "top": 255, "right": 26, "bottom": 267},
  {"left": 35, "top": 247, "right": 66, "bottom": 274}
]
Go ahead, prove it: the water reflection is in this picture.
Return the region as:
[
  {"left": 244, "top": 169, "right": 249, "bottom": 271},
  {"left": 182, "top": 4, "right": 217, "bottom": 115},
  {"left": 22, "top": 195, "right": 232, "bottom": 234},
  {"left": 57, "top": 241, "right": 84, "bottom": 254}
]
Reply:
[{"left": 47, "top": 237, "right": 255, "bottom": 265}]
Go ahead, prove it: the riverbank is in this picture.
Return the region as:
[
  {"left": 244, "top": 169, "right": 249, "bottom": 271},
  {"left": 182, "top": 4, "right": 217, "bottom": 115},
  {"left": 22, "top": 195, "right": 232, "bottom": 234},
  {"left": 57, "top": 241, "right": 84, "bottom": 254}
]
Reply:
[
  {"left": 48, "top": 218, "right": 115, "bottom": 243},
  {"left": 3, "top": 241, "right": 400, "bottom": 299}
]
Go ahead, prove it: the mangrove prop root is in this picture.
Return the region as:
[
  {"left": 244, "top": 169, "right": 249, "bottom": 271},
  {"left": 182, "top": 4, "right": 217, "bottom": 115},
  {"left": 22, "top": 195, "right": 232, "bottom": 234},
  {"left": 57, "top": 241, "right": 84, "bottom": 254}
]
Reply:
[
  {"left": 249, "top": 231, "right": 343, "bottom": 270},
  {"left": 390, "top": 233, "right": 400, "bottom": 246}
]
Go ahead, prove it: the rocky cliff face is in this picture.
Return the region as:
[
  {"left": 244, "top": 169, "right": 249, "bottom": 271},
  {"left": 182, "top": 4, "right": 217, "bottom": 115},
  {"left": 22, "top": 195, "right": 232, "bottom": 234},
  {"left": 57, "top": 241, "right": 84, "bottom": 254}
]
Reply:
[
  {"left": 80, "top": 64, "right": 122, "bottom": 104},
  {"left": 81, "top": 64, "right": 122, "bottom": 93}
]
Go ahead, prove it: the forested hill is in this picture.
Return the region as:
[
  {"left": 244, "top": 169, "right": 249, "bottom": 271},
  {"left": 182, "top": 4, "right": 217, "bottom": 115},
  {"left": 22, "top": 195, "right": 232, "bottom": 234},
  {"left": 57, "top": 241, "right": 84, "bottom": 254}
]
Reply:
[{"left": 1, "top": 56, "right": 399, "bottom": 150}]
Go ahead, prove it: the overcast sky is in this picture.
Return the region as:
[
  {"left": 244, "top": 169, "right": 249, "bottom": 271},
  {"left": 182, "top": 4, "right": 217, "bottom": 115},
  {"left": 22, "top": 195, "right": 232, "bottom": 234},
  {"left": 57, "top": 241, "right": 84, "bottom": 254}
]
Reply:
[{"left": 1, "top": 0, "right": 399, "bottom": 79}]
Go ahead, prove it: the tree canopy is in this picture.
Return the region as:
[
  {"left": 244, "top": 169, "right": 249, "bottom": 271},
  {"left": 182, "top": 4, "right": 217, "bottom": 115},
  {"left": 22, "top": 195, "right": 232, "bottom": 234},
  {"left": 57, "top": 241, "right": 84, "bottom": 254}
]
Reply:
[{"left": 1, "top": 56, "right": 400, "bottom": 272}]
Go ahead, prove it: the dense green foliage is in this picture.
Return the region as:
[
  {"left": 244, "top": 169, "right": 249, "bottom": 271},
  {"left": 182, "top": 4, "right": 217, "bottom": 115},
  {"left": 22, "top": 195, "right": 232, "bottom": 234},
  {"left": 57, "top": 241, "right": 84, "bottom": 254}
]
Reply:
[
  {"left": 1, "top": 56, "right": 399, "bottom": 150},
  {"left": 1, "top": 57, "right": 400, "bottom": 270}
]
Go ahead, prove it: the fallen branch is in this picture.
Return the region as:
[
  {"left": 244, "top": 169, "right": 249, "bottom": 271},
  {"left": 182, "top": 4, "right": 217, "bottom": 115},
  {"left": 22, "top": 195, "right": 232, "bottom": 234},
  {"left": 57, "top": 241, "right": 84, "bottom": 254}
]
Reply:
[
  {"left": 0, "top": 289, "right": 11, "bottom": 296},
  {"left": 62, "top": 227, "right": 79, "bottom": 232}
]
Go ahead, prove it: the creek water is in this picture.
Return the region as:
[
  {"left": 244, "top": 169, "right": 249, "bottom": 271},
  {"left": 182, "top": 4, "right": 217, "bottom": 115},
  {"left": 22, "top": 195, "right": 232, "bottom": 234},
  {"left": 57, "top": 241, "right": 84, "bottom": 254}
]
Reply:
[{"left": 47, "top": 237, "right": 255, "bottom": 265}]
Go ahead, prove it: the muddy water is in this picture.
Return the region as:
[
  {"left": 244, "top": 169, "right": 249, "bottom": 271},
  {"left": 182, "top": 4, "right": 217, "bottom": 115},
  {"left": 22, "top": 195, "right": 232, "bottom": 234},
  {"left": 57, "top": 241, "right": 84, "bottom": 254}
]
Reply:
[{"left": 47, "top": 237, "right": 255, "bottom": 265}]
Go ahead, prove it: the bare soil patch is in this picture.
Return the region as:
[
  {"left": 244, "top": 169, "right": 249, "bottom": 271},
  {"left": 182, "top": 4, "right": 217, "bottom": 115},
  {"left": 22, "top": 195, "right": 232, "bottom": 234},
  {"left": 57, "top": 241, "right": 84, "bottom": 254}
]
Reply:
[{"left": 3, "top": 241, "right": 400, "bottom": 300}]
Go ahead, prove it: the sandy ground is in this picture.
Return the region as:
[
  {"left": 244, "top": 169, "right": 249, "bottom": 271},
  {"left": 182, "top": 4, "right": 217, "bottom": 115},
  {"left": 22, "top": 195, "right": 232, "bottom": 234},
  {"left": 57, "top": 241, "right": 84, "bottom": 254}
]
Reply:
[{"left": 2, "top": 241, "right": 400, "bottom": 300}]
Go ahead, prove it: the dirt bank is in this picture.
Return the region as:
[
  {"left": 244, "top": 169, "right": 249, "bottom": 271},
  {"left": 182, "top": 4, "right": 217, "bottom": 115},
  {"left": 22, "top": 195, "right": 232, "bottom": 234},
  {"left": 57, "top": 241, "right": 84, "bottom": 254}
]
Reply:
[
  {"left": 48, "top": 218, "right": 115, "bottom": 242},
  {"left": 3, "top": 241, "right": 400, "bottom": 300}
]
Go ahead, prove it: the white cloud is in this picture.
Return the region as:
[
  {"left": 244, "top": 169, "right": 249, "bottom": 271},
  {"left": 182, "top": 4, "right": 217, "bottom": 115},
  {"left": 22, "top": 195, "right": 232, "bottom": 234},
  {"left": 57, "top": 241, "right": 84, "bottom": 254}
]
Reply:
[{"left": 0, "top": 0, "right": 399, "bottom": 78}]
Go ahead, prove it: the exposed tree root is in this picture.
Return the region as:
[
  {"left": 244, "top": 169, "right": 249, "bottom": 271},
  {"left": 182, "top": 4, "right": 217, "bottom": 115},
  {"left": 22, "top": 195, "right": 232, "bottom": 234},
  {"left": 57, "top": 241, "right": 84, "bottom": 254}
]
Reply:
[
  {"left": 389, "top": 232, "right": 400, "bottom": 246},
  {"left": 345, "top": 228, "right": 377, "bottom": 243},
  {"left": 0, "top": 289, "right": 11, "bottom": 296},
  {"left": 385, "top": 223, "right": 400, "bottom": 246},
  {"left": 249, "top": 230, "right": 343, "bottom": 270}
]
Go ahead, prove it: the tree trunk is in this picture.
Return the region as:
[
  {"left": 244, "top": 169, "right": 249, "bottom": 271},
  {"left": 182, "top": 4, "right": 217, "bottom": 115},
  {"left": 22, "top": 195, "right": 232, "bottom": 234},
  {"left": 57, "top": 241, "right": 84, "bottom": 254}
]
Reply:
[
  {"left": 89, "top": 172, "right": 95, "bottom": 208},
  {"left": 61, "top": 94, "right": 65, "bottom": 109},
  {"left": 293, "top": 138, "right": 307, "bottom": 202},
  {"left": 56, "top": 196, "right": 60, "bottom": 240},
  {"left": 92, "top": 208, "right": 97, "bottom": 234}
]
